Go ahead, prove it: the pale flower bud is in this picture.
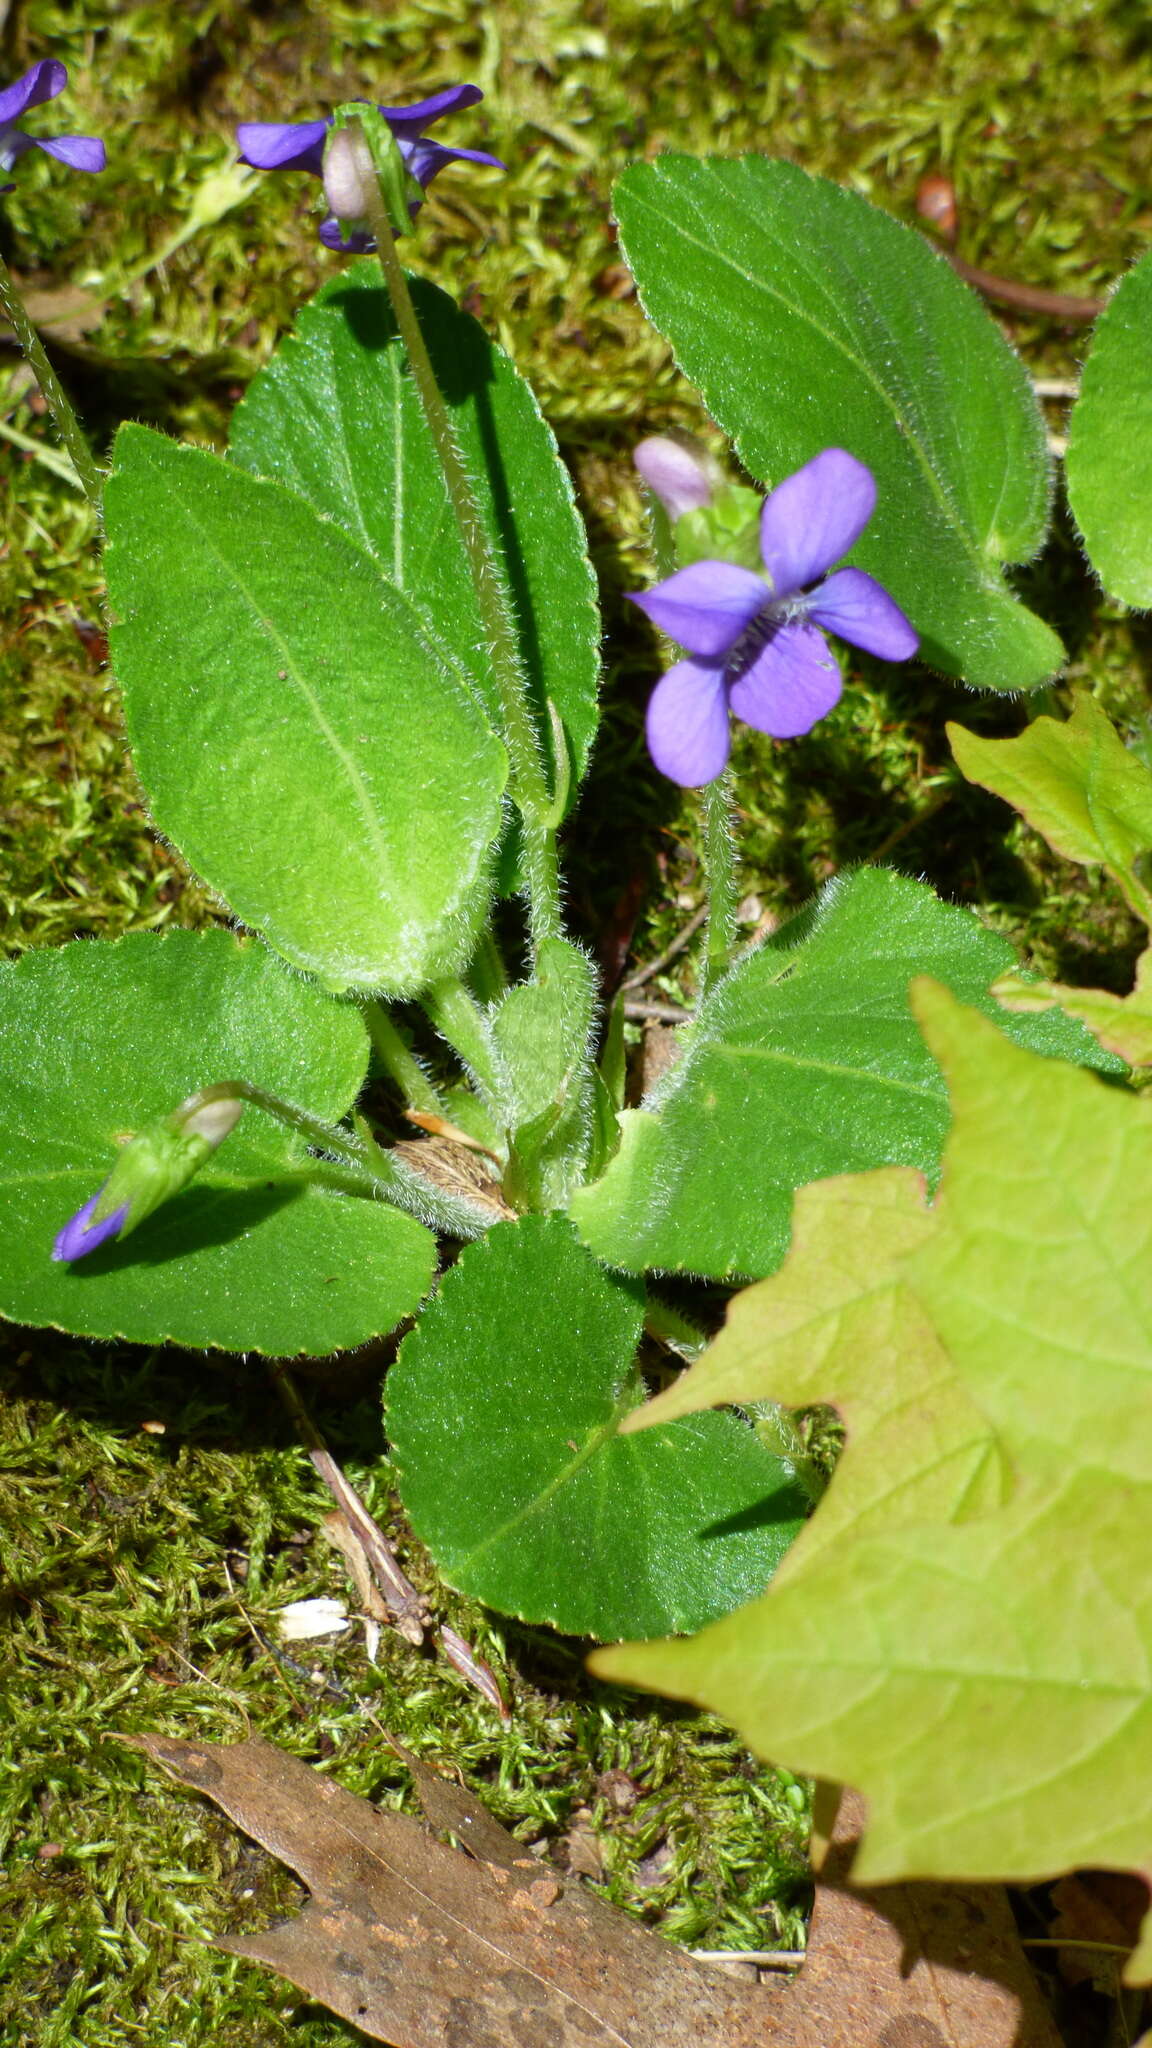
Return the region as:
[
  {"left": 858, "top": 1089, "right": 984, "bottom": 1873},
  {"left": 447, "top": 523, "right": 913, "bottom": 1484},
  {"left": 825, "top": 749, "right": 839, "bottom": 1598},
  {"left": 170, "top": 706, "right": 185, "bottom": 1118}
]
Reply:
[
  {"left": 633, "top": 435, "right": 719, "bottom": 520},
  {"left": 322, "top": 125, "right": 373, "bottom": 222}
]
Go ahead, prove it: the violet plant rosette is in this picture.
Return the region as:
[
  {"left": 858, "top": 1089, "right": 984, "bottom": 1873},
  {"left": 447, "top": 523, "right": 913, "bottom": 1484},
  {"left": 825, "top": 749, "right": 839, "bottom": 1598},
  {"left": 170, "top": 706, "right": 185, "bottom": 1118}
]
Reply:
[
  {"left": 236, "top": 83, "right": 502, "bottom": 251},
  {"left": 629, "top": 447, "right": 919, "bottom": 786},
  {"left": 0, "top": 59, "right": 105, "bottom": 188}
]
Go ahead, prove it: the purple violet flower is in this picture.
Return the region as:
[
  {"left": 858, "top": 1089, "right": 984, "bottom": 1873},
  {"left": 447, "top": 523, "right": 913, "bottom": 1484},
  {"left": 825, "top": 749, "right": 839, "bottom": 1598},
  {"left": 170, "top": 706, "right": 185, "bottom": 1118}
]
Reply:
[
  {"left": 0, "top": 60, "right": 106, "bottom": 185},
  {"left": 236, "top": 83, "right": 502, "bottom": 251},
  {"left": 52, "top": 1187, "right": 128, "bottom": 1262},
  {"left": 629, "top": 447, "right": 918, "bottom": 787}
]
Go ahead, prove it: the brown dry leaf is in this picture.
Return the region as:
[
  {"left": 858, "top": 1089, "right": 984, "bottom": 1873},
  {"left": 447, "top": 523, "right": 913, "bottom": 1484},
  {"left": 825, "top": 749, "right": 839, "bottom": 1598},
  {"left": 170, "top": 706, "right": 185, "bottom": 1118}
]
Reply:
[
  {"left": 126, "top": 1736, "right": 1063, "bottom": 2048},
  {"left": 785, "top": 1790, "right": 1063, "bottom": 2048},
  {"left": 1049, "top": 1870, "right": 1146, "bottom": 1990}
]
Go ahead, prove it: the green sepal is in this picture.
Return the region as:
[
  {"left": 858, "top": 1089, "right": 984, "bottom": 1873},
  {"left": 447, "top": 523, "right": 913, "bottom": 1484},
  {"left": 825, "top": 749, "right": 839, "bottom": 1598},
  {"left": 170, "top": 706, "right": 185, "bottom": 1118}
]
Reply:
[
  {"left": 89, "top": 1084, "right": 244, "bottom": 1241},
  {"left": 330, "top": 103, "right": 415, "bottom": 234},
  {"left": 674, "top": 482, "right": 763, "bottom": 570}
]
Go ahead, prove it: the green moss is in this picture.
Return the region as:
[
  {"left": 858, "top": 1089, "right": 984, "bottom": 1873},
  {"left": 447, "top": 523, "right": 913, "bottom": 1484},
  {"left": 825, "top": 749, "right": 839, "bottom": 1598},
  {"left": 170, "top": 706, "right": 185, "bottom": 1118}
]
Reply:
[
  {"left": 0, "top": 1334, "right": 808, "bottom": 2044},
  {"left": 2, "top": 0, "right": 1150, "bottom": 2038}
]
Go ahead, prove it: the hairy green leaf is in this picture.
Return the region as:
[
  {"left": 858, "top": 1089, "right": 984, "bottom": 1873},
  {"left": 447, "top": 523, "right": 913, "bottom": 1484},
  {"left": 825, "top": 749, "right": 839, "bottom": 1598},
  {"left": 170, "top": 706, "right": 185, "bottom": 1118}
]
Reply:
[
  {"left": 1066, "top": 250, "right": 1152, "bottom": 604},
  {"left": 386, "top": 1215, "right": 806, "bottom": 1640},
  {"left": 994, "top": 952, "right": 1152, "bottom": 1065},
  {"left": 104, "top": 423, "right": 507, "bottom": 994},
  {"left": 614, "top": 154, "right": 1060, "bottom": 689},
  {"left": 231, "top": 264, "right": 600, "bottom": 791},
  {"left": 571, "top": 867, "right": 1115, "bottom": 1280},
  {"left": 0, "top": 931, "right": 435, "bottom": 1354}
]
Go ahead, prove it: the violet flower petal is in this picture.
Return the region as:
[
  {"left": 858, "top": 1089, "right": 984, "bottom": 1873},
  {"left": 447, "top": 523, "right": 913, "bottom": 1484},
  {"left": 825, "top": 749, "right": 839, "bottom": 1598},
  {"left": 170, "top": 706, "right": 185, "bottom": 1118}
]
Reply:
[
  {"left": 758, "top": 448, "right": 876, "bottom": 599},
  {"left": 400, "top": 137, "right": 503, "bottom": 187},
  {"left": 52, "top": 1189, "right": 130, "bottom": 1262},
  {"left": 35, "top": 133, "right": 106, "bottom": 172},
  {"left": 807, "top": 566, "right": 919, "bottom": 662},
  {"left": 729, "top": 620, "right": 842, "bottom": 739},
  {"left": 318, "top": 214, "right": 376, "bottom": 252},
  {"left": 378, "top": 83, "right": 484, "bottom": 136},
  {"left": 645, "top": 657, "right": 731, "bottom": 786},
  {"left": 0, "top": 59, "right": 67, "bottom": 128},
  {"left": 0, "top": 131, "right": 36, "bottom": 170},
  {"left": 629, "top": 560, "right": 768, "bottom": 659},
  {"left": 236, "top": 118, "right": 329, "bottom": 172}
]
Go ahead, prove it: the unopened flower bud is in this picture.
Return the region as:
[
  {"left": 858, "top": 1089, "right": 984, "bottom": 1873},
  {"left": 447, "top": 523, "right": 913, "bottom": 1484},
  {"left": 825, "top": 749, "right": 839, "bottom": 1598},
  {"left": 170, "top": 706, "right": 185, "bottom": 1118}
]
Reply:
[
  {"left": 52, "top": 1082, "right": 246, "bottom": 1262},
  {"left": 633, "top": 435, "right": 719, "bottom": 520},
  {"left": 322, "top": 124, "right": 372, "bottom": 222}
]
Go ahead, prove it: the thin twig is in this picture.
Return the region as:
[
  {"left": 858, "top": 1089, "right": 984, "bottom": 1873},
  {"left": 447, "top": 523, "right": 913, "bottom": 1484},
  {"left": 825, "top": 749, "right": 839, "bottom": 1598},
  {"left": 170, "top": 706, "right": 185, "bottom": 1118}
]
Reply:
[
  {"left": 947, "top": 253, "right": 1104, "bottom": 323},
  {"left": 623, "top": 999, "right": 691, "bottom": 1023},
  {"left": 1033, "top": 377, "right": 1079, "bottom": 399},
  {"left": 1020, "top": 1938, "right": 1134, "bottom": 1955},
  {"left": 622, "top": 905, "right": 709, "bottom": 990},
  {"left": 270, "top": 1363, "right": 427, "bottom": 1646},
  {"left": 690, "top": 1949, "right": 806, "bottom": 1969}
]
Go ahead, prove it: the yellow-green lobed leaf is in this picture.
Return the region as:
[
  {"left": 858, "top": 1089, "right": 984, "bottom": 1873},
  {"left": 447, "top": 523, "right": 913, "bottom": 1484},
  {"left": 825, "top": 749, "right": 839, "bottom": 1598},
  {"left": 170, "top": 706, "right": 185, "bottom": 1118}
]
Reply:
[
  {"left": 948, "top": 691, "right": 1152, "bottom": 922},
  {"left": 594, "top": 983, "right": 1152, "bottom": 1978}
]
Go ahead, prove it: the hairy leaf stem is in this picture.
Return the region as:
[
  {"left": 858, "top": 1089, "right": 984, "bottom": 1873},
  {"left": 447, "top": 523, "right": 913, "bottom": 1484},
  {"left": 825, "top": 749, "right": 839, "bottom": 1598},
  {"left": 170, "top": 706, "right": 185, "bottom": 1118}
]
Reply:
[
  {"left": 421, "top": 976, "right": 503, "bottom": 1105},
  {"left": 354, "top": 127, "right": 562, "bottom": 950},
  {"left": 701, "top": 770, "right": 739, "bottom": 996},
  {"left": 361, "top": 1002, "right": 443, "bottom": 1114},
  {"left": 219, "top": 1078, "right": 491, "bottom": 1236},
  {"left": 0, "top": 252, "right": 103, "bottom": 505}
]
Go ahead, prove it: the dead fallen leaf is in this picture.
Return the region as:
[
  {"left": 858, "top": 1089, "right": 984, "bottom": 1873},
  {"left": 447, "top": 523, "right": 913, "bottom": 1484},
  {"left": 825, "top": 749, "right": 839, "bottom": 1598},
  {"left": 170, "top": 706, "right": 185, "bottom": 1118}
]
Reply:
[
  {"left": 126, "top": 1731, "right": 768, "bottom": 2047},
  {"left": 783, "top": 1790, "right": 1063, "bottom": 2047},
  {"left": 1049, "top": 1870, "right": 1146, "bottom": 1991},
  {"left": 125, "top": 1737, "right": 1063, "bottom": 2048}
]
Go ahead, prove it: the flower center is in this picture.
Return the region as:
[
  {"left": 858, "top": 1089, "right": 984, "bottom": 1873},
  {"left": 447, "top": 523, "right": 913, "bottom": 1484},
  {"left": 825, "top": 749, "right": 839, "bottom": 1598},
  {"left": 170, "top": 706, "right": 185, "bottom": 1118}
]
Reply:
[{"left": 725, "top": 594, "right": 809, "bottom": 684}]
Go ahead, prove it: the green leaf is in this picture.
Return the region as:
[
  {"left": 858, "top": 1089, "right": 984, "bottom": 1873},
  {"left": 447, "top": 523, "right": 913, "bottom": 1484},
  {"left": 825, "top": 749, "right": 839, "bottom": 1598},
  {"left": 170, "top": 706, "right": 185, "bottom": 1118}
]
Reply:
[
  {"left": 949, "top": 690, "right": 1152, "bottom": 923},
  {"left": 993, "top": 952, "right": 1152, "bottom": 1065},
  {"left": 104, "top": 422, "right": 507, "bottom": 995},
  {"left": 629, "top": 1166, "right": 1006, "bottom": 1557},
  {"left": 491, "top": 937, "right": 596, "bottom": 1208},
  {"left": 571, "top": 867, "right": 1116, "bottom": 1281},
  {"left": 613, "top": 155, "right": 1060, "bottom": 690},
  {"left": 1066, "top": 250, "right": 1152, "bottom": 605},
  {"left": 594, "top": 985, "right": 1152, "bottom": 1980},
  {"left": 386, "top": 1215, "right": 806, "bottom": 1640},
  {"left": 231, "top": 264, "right": 601, "bottom": 790},
  {"left": 0, "top": 930, "right": 436, "bottom": 1354}
]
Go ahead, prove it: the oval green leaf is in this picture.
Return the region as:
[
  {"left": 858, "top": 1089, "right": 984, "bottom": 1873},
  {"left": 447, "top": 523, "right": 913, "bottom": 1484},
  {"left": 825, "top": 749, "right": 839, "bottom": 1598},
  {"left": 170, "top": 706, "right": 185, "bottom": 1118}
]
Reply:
[
  {"left": 571, "top": 867, "right": 1119, "bottom": 1281},
  {"left": 0, "top": 931, "right": 436, "bottom": 1353},
  {"left": 104, "top": 423, "right": 507, "bottom": 995},
  {"left": 614, "top": 155, "right": 1061, "bottom": 690},
  {"left": 386, "top": 1215, "right": 806, "bottom": 1640},
  {"left": 1066, "top": 249, "right": 1152, "bottom": 605},
  {"left": 231, "top": 264, "right": 601, "bottom": 791}
]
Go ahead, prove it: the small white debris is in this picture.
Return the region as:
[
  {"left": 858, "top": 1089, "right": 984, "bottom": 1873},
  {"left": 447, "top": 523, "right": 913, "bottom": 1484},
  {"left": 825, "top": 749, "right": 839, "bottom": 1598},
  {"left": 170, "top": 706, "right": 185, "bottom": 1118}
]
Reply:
[{"left": 275, "top": 1597, "right": 349, "bottom": 1642}]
